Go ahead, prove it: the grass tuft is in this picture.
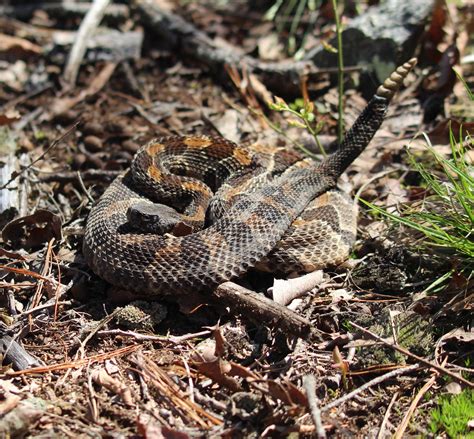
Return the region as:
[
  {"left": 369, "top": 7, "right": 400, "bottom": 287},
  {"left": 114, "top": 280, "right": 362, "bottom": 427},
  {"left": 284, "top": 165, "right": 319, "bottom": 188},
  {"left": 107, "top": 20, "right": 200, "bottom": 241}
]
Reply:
[
  {"left": 429, "top": 389, "right": 474, "bottom": 438},
  {"left": 363, "top": 127, "right": 474, "bottom": 269}
]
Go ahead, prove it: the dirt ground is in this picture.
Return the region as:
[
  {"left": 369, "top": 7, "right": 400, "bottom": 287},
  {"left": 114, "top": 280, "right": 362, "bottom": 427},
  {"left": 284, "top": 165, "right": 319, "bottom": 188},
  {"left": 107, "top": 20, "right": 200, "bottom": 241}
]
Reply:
[{"left": 0, "top": 1, "right": 472, "bottom": 437}]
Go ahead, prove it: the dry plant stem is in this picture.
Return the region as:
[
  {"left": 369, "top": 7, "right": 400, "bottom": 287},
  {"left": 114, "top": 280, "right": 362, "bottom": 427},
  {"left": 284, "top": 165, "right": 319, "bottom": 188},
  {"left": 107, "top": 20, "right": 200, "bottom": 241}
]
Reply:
[
  {"left": 0, "top": 122, "right": 80, "bottom": 190},
  {"left": 18, "top": 300, "right": 72, "bottom": 318},
  {"left": 7, "top": 345, "right": 140, "bottom": 377},
  {"left": 86, "top": 367, "right": 99, "bottom": 422},
  {"left": 29, "top": 238, "right": 54, "bottom": 314},
  {"left": 394, "top": 357, "right": 447, "bottom": 438},
  {"left": 212, "top": 282, "right": 311, "bottom": 338},
  {"left": 135, "top": 354, "right": 222, "bottom": 428},
  {"left": 320, "top": 364, "right": 419, "bottom": 412},
  {"left": 394, "top": 375, "right": 439, "bottom": 438},
  {"left": 331, "top": 0, "right": 344, "bottom": 143},
  {"left": 76, "top": 171, "right": 94, "bottom": 203},
  {"left": 377, "top": 391, "right": 398, "bottom": 439},
  {"left": 38, "top": 169, "right": 121, "bottom": 183},
  {"left": 64, "top": 0, "right": 111, "bottom": 86},
  {"left": 303, "top": 375, "right": 326, "bottom": 439},
  {"left": 97, "top": 328, "right": 212, "bottom": 344},
  {"left": 350, "top": 321, "right": 474, "bottom": 388},
  {"left": 75, "top": 309, "right": 121, "bottom": 360}
]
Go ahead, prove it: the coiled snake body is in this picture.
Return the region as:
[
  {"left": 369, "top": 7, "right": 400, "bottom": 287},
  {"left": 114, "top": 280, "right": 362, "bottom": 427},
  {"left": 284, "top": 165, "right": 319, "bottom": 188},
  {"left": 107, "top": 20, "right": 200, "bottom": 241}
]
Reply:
[{"left": 83, "top": 60, "right": 416, "bottom": 295}]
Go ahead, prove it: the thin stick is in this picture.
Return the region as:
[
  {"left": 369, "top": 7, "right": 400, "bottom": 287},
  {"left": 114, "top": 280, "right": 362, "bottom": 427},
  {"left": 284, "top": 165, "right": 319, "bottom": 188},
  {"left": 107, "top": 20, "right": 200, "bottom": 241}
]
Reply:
[
  {"left": 97, "top": 328, "right": 211, "bottom": 344},
  {"left": 394, "top": 374, "right": 437, "bottom": 438},
  {"left": 350, "top": 321, "right": 474, "bottom": 388},
  {"left": 320, "top": 364, "right": 419, "bottom": 412},
  {"left": 7, "top": 345, "right": 140, "bottom": 376},
  {"left": 377, "top": 391, "right": 398, "bottom": 439},
  {"left": 303, "top": 375, "right": 326, "bottom": 438},
  {"left": 394, "top": 357, "right": 447, "bottom": 438},
  {"left": 76, "top": 171, "right": 95, "bottom": 203},
  {"left": 331, "top": 0, "right": 344, "bottom": 143},
  {"left": 64, "top": 0, "right": 111, "bottom": 86}
]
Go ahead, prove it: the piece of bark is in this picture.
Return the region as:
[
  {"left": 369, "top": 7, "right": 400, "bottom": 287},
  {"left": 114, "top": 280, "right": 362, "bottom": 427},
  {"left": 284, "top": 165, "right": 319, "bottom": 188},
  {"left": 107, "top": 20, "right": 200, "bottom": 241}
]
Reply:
[
  {"left": 0, "top": 336, "right": 42, "bottom": 371},
  {"left": 52, "top": 29, "right": 143, "bottom": 63},
  {"left": 0, "top": 128, "right": 29, "bottom": 228},
  {"left": 135, "top": 0, "right": 352, "bottom": 96},
  {"left": 212, "top": 282, "right": 311, "bottom": 339},
  {"left": 0, "top": 2, "right": 129, "bottom": 22}
]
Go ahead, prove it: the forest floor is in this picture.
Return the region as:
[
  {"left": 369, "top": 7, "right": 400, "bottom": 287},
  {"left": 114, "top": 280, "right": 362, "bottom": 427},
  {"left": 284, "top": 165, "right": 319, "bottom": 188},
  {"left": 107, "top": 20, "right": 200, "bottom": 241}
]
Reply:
[{"left": 0, "top": 0, "right": 472, "bottom": 437}]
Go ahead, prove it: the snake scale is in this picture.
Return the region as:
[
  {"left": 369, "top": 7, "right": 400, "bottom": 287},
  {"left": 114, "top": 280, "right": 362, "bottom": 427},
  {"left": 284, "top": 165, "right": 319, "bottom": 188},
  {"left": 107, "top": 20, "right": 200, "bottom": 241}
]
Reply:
[{"left": 83, "top": 59, "right": 416, "bottom": 296}]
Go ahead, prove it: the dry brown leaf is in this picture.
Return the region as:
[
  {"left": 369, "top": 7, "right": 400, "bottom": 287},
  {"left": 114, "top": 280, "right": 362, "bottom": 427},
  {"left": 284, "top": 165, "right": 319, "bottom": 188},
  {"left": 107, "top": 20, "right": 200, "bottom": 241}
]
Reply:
[
  {"left": 0, "top": 33, "right": 42, "bottom": 58},
  {"left": 267, "top": 380, "right": 308, "bottom": 407},
  {"left": 91, "top": 368, "right": 134, "bottom": 406},
  {"left": 2, "top": 210, "right": 62, "bottom": 249},
  {"left": 0, "top": 109, "right": 21, "bottom": 126},
  {"left": 194, "top": 358, "right": 242, "bottom": 392}
]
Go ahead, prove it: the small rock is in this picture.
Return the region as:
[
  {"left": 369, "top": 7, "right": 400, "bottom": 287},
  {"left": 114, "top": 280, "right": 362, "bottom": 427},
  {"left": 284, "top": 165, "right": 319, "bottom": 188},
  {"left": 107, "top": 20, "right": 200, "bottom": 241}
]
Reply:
[
  {"left": 82, "top": 121, "right": 103, "bottom": 136},
  {"left": 122, "top": 139, "right": 140, "bottom": 153},
  {"left": 72, "top": 153, "right": 86, "bottom": 169},
  {"left": 84, "top": 135, "right": 103, "bottom": 152}
]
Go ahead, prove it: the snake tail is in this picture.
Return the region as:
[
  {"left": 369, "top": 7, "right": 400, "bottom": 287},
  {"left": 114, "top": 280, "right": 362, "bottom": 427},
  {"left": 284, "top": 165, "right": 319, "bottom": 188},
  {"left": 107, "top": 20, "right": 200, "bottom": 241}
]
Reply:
[{"left": 319, "top": 58, "right": 417, "bottom": 179}]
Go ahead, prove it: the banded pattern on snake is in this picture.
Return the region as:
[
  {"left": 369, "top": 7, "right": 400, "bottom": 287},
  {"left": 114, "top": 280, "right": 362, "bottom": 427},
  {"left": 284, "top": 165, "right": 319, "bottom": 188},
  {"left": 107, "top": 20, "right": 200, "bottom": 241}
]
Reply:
[{"left": 83, "top": 59, "right": 416, "bottom": 295}]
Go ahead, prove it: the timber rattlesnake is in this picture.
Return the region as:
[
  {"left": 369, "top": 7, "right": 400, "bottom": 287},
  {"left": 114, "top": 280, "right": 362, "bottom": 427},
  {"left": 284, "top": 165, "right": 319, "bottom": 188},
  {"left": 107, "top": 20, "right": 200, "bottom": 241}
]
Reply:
[{"left": 83, "top": 59, "right": 416, "bottom": 295}]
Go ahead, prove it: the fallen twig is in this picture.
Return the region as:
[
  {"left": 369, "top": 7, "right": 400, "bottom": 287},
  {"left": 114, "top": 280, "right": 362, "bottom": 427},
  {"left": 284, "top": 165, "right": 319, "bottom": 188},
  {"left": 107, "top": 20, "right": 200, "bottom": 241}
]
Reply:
[
  {"left": 303, "top": 375, "right": 326, "bottom": 438},
  {"left": 38, "top": 169, "right": 121, "bottom": 183},
  {"left": 350, "top": 321, "right": 474, "bottom": 388},
  {"left": 376, "top": 391, "right": 398, "bottom": 439},
  {"left": 212, "top": 281, "right": 312, "bottom": 339},
  {"left": 64, "top": 0, "right": 112, "bottom": 86},
  {"left": 7, "top": 344, "right": 140, "bottom": 376},
  {"left": 97, "top": 328, "right": 212, "bottom": 344},
  {"left": 394, "top": 358, "right": 447, "bottom": 439},
  {"left": 320, "top": 364, "right": 420, "bottom": 412},
  {"left": 135, "top": 0, "right": 361, "bottom": 95},
  {"left": 48, "top": 62, "right": 117, "bottom": 119}
]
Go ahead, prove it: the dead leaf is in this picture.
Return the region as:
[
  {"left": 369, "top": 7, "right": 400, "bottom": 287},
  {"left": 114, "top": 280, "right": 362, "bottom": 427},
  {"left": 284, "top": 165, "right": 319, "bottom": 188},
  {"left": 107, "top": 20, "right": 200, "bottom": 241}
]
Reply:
[
  {"left": 267, "top": 380, "right": 308, "bottom": 407},
  {"left": 0, "top": 34, "right": 42, "bottom": 58},
  {"left": 329, "top": 289, "right": 354, "bottom": 302},
  {"left": 2, "top": 210, "right": 62, "bottom": 249},
  {"left": 0, "top": 110, "right": 21, "bottom": 126},
  {"left": 257, "top": 33, "right": 284, "bottom": 61},
  {"left": 91, "top": 368, "right": 134, "bottom": 406},
  {"left": 194, "top": 358, "right": 242, "bottom": 392}
]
